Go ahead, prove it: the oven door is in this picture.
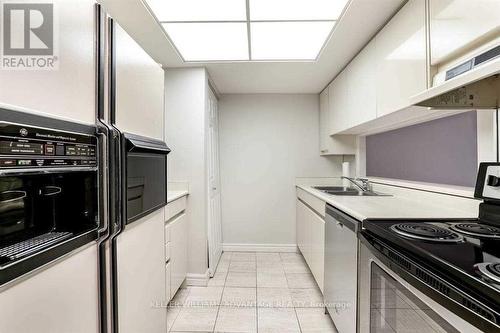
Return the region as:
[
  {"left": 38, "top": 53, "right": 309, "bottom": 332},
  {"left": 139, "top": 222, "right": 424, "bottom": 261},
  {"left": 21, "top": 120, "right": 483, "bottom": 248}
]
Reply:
[
  {"left": 123, "top": 133, "right": 170, "bottom": 224},
  {"left": 358, "top": 238, "right": 485, "bottom": 333}
]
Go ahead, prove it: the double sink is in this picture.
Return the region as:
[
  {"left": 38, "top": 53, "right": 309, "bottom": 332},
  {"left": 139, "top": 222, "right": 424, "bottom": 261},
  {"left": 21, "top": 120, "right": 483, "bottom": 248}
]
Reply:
[{"left": 313, "top": 186, "right": 391, "bottom": 197}]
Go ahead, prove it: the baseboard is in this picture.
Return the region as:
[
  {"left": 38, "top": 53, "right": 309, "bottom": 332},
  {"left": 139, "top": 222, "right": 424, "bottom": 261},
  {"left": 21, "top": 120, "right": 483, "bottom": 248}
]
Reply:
[
  {"left": 222, "top": 243, "right": 298, "bottom": 253},
  {"left": 185, "top": 269, "right": 210, "bottom": 287}
]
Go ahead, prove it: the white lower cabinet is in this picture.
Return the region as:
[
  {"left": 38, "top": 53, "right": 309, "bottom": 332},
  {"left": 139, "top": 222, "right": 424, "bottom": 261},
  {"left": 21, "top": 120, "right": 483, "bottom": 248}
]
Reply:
[
  {"left": 296, "top": 195, "right": 326, "bottom": 293},
  {"left": 296, "top": 198, "right": 311, "bottom": 263},
  {"left": 165, "top": 195, "right": 189, "bottom": 301},
  {"left": 310, "top": 215, "right": 325, "bottom": 293},
  {"left": 169, "top": 213, "right": 188, "bottom": 297},
  {"left": 165, "top": 262, "right": 172, "bottom": 304}
]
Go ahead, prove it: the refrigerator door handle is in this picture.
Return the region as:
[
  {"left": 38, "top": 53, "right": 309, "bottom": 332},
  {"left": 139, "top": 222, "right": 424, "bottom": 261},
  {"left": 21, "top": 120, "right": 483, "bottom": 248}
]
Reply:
[{"left": 97, "top": 130, "right": 109, "bottom": 235}]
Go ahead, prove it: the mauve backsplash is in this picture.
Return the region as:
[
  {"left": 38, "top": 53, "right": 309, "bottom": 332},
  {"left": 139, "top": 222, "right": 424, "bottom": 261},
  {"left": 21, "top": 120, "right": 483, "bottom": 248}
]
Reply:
[{"left": 366, "top": 112, "right": 478, "bottom": 187}]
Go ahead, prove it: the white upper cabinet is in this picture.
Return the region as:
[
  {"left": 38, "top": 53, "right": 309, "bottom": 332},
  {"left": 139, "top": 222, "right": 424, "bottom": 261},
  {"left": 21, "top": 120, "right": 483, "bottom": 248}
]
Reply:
[
  {"left": 375, "top": 0, "right": 427, "bottom": 117},
  {"left": 327, "top": 39, "right": 377, "bottom": 136},
  {"left": 319, "top": 87, "right": 356, "bottom": 155},
  {"left": 328, "top": 69, "right": 348, "bottom": 134},
  {"left": 319, "top": 0, "right": 498, "bottom": 138},
  {"left": 319, "top": 89, "right": 330, "bottom": 154},
  {"left": 346, "top": 40, "right": 377, "bottom": 129},
  {"left": 429, "top": 0, "right": 500, "bottom": 67}
]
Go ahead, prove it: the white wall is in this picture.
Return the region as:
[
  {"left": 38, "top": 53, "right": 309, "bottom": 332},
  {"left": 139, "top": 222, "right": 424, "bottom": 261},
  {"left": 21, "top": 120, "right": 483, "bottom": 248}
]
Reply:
[
  {"left": 165, "top": 68, "right": 208, "bottom": 275},
  {"left": 219, "top": 94, "right": 345, "bottom": 247}
]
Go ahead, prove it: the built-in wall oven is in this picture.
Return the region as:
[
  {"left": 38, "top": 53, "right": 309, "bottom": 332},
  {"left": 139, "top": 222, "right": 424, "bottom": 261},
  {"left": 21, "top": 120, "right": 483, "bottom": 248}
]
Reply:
[{"left": 0, "top": 118, "right": 99, "bottom": 286}]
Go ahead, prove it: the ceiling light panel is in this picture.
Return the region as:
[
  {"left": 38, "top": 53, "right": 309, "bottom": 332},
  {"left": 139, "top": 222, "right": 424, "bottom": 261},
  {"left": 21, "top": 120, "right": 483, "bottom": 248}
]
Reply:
[
  {"left": 249, "top": 0, "right": 349, "bottom": 20},
  {"left": 146, "top": 0, "right": 247, "bottom": 22},
  {"left": 251, "top": 22, "right": 335, "bottom": 60},
  {"left": 163, "top": 23, "right": 249, "bottom": 61}
]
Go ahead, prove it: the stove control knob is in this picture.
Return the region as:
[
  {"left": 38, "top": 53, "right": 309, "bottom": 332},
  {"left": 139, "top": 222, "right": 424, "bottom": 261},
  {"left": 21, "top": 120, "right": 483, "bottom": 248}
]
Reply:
[{"left": 487, "top": 175, "right": 500, "bottom": 187}]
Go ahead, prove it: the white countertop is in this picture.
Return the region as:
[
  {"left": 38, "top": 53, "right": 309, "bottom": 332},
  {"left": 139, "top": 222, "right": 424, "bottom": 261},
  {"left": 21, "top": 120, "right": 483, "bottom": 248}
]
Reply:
[
  {"left": 167, "top": 190, "right": 188, "bottom": 203},
  {"left": 297, "top": 181, "right": 480, "bottom": 221}
]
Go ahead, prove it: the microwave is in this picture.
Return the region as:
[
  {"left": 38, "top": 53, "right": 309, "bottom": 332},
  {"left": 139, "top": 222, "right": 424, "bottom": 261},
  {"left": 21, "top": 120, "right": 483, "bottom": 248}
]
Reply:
[{"left": 122, "top": 133, "right": 170, "bottom": 224}]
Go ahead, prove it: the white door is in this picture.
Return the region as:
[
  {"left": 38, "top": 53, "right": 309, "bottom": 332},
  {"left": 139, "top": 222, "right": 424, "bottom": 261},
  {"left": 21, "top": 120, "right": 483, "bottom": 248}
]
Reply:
[
  {"left": 0, "top": 0, "right": 96, "bottom": 124},
  {"left": 207, "top": 88, "right": 223, "bottom": 276},
  {"left": 114, "top": 22, "right": 165, "bottom": 140},
  {"left": 0, "top": 245, "right": 100, "bottom": 333},
  {"left": 116, "top": 210, "right": 167, "bottom": 333}
]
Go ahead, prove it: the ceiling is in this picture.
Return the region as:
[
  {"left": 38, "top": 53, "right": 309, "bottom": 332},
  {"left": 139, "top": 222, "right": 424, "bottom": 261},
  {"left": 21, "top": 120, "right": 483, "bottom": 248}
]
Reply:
[
  {"left": 145, "top": 0, "right": 349, "bottom": 62},
  {"left": 99, "top": 0, "right": 405, "bottom": 94}
]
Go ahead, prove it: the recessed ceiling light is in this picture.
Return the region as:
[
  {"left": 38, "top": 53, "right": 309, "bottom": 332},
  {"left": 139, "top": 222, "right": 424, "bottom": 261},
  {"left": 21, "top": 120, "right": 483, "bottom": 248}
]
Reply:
[
  {"left": 162, "top": 23, "right": 249, "bottom": 61},
  {"left": 251, "top": 22, "right": 335, "bottom": 60},
  {"left": 250, "top": 0, "right": 349, "bottom": 20},
  {"left": 146, "top": 0, "right": 247, "bottom": 22}
]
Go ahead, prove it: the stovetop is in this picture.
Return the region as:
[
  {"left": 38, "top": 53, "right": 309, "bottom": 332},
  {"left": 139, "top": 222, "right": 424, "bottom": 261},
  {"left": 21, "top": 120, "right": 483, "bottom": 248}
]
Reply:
[{"left": 362, "top": 219, "right": 500, "bottom": 306}]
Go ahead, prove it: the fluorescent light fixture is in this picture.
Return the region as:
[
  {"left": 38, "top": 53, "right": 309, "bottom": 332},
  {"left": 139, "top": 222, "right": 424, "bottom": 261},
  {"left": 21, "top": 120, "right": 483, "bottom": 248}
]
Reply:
[
  {"left": 251, "top": 22, "right": 335, "bottom": 60},
  {"left": 250, "top": 0, "right": 349, "bottom": 20},
  {"left": 147, "top": 0, "right": 348, "bottom": 62},
  {"left": 146, "top": 0, "right": 246, "bottom": 22},
  {"left": 163, "top": 23, "right": 249, "bottom": 61}
]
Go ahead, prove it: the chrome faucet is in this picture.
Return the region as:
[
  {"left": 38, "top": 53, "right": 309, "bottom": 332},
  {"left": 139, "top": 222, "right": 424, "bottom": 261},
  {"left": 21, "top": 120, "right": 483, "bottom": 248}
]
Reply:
[{"left": 341, "top": 177, "right": 372, "bottom": 192}]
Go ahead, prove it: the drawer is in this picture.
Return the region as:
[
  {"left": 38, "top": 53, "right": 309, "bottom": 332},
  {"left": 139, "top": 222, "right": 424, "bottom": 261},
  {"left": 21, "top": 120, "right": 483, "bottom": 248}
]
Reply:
[
  {"left": 297, "top": 187, "right": 326, "bottom": 217},
  {"left": 166, "top": 262, "right": 171, "bottom": 302},
  {"left": 165, "top": 224, "right": 171, "bottom": 243},
  {"left": 165, "top": 242, "right": 171, "bottom": 262},
  {"left": 165, "top": 196, "right": 187, "bottom": 221}
]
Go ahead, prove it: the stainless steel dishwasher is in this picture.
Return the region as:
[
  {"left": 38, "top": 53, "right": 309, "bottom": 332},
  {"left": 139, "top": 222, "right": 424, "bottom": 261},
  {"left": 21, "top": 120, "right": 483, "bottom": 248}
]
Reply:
[{"left": 324, "top": 204, "right": 360, "bottom": 333}]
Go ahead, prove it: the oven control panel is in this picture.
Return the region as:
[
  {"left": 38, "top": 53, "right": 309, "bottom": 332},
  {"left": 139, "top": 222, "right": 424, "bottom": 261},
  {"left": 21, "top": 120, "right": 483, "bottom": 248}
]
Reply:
[
  {"left": 475, "top": 163, "right": 500, "bottom": 201},
  {"left": 0, "top": 122, "right": 97, "bottom": 168}
]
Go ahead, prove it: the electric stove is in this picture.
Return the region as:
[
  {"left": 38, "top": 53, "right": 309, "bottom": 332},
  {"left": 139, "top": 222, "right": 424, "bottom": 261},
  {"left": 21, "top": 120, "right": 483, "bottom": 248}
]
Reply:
[{"left": 361, "top": 163, "right": 500, "bottom": 331}]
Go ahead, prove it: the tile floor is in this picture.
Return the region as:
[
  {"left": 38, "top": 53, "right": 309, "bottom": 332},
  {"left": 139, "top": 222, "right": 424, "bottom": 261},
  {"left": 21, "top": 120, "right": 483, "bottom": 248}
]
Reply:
[{"left": 167, "top": 251, "right": 337, "bottom": 333}]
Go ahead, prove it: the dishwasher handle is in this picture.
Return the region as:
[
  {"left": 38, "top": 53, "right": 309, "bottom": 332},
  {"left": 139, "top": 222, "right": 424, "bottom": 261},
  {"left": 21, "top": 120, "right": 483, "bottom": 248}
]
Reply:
[{"left": 326, "top": 204, "right": 360, "bottom": 233}]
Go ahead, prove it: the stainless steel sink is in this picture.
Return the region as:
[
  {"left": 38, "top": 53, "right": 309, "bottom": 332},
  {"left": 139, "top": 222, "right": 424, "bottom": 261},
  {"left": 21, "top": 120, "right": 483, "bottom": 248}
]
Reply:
[
  {"left": 313, "top": 186, "right": 391, "bottom": 197},
  {"left": 313, "top": 186, "right": 348, "bottom": 192},
  {"left": 328, "top": 191, "right": 384, "bottom": 196}
]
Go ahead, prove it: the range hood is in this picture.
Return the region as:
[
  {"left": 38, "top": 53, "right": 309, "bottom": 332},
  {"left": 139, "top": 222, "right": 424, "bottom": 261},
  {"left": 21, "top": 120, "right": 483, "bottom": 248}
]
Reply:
[{"left": 411, "top": 53, "right": 500, "bottom": 110}]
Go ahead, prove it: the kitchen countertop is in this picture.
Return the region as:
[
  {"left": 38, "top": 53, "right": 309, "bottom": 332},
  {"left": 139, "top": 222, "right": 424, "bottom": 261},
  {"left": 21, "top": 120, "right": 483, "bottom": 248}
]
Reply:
[
  {"left": 167, "top": 190, "right": 189, "bottom": 203},
  {"left": 297, "top": 181, "right": 480, "bottom": 221}
]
